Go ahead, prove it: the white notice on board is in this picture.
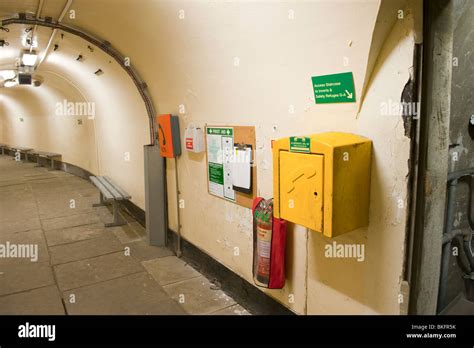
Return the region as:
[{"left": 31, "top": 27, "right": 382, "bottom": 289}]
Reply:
[{"left": 206, "top": 127, "right": 235, "bottom": 201}]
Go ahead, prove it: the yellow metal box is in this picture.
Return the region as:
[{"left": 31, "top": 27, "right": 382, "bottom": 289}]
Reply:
[{"left": 273, "top": 132, "right": 372, "bottom": 238}]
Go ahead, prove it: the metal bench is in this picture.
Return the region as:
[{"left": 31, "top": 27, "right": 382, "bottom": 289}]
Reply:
[
  {"left": 32, "top": 151, "right": 62, "bottom": 170},
  {"left": 90, "top": 176, "right": 131, "bottom": 227},
  {"left": 0, "top": 144, "right": 8, "bottom": 156},
  {"left": 10, "top": 146, "right": 33, "bottom": 163}
]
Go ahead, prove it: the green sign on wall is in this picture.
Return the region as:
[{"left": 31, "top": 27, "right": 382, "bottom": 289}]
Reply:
[
  {"left": 206, "top": 126, "right": 235, "bottom": 201},
  {"left": 312, "top": 72, "right": 356, "bottom": 104}
]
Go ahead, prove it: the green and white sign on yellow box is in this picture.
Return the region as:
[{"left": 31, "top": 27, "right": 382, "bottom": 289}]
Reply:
[{"left": 289, "top": 137, "right": 311, "bottom": 153}]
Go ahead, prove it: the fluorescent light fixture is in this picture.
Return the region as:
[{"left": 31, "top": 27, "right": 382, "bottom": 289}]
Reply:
[
  {"left": 0, "top": 70, "right": 16, "bottom": 80},
  {"left": 4, "top": 79, "right": 17, "bottom": 88},
  {"left": 22, "top": 52, "right": 38, "bottom": 66}
]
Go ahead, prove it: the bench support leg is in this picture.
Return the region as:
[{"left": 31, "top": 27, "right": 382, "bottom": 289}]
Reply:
[
  {"left": 48, "top": 159, "right": 55, "bottom": 171},
  {"left": 93, "top": 193, "right": 108, "bottom": 207},
  {"left": 105, "top": 200, "right": 127, "bottom": 227}
]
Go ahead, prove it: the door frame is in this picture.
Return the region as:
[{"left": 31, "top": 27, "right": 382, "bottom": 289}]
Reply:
[{"left": 409, "top": 0, "right": 454, "bottom": 315}]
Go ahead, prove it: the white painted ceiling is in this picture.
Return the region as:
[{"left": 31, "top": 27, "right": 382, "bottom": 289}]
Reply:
[
  {"left": 0, "top": 0, "right": 66, "bottom": 21},
  {"left": 0, "top": 0, "right": 133, "bottom": 93},
  {"left": 0, "top": 0, "right": 69, "bottom": 86}
]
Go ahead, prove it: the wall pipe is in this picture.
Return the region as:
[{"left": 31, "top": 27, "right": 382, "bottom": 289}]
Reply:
[
  {"left": 442, "top": 228, "right": 471, "bottom": 245},
  {"left": 456, "top": 236, "right": 473, "bottom": 274},
  {"left": 2, "top": 14, "right": 157, "bottom": 145},
  {"left": 28, "top": 0, "right": 44, "bottom": 53},
  {"left": 438, "top": 168, "right": 474, "bottom": 311},
  {"left": 37, "top": 0, "right": 74, "bottom": 68}
]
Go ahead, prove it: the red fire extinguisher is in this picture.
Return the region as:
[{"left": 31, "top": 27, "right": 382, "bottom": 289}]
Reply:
[{"left": 252, "top": 197, "right": 287, "bottom": 289}]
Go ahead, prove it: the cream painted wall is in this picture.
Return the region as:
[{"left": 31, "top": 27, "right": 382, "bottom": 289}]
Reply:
[
  {"left": 307, "top": 10, "right": 415, "bottom": 315},
  {"left": 149, "top": 0, "right": 413, "bottom": 315},
  {"left": 0, "top": 79, "right": 98, "bottom": 173},
  {"left": 65, "top": 0, "right": 387, "bottom": 315},
  {"left": 38, "top": 32, "right": 151, "bottom": 209},
  {"left": 0, "top": 0, "right": 418, "bottom": 315},
  {"left": 0, "top": 101, "right": 4, "bottom": 140},
  {"left": 69, "top": 0, "right": 415, "bottom": 314}
]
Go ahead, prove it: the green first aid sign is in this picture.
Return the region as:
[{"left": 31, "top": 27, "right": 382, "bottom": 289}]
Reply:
[
  {"left": 312, "top": 72, "right": 356, "bottom": 104},
  {"left": 207, "top": 127, "right": 233, "bottom": 136}
]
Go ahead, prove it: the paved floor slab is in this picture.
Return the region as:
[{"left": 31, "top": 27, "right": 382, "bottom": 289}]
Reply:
[
  {"left": 0, "top": 229, "right": 49, "bottom": 265},
  {"left": 0, "top": 262, "right": 55, "bottom": 296},
  {"left": 126, "top": 240, "right": 174, "bottom": 262},
  {"left": 44, "top": 223, "right": 106, "bottom": 246},
  {"left": 0, "top": 156, "right": 248, "bottom": 315},
  {"left": 142, "top": 256, "right": 201, "bottom": 286},
  {"left": 41, "top": 212, "right": 101, "bottom": 231},
  {"left": 0, "top": 218, "right": 42, "bottom": 235},
  {"left": 64, "top": 272, "right": 185, "bottom": 315},
  {"left": 110, "top": 224, "right": 142, "bottom": 244},
  {"left": 129, "top": 222, "right": 146, "bottom": 238},
  {"left": 163, "top": 276, "right": 236, "bottom": 314},
  {"left": 0, "top": 285, "right": 65, "bottom": 315},
  {"left": 54, "top": 252, "right": 143, "bottom": 291},
  {"left": 49, "top": 233, "right": 124, "bottom": 265}
]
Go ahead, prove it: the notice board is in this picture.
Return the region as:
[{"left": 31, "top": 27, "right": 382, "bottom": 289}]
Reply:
[{"left": 205, "top": 125, "right": 257, "bottom": 209}]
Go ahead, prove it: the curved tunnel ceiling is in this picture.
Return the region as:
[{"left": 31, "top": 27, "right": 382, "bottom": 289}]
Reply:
[
  {"left": 0, "top": 0, "right": 155, "bottom": 209},
  {"left": 0, "top": 0, "right": 155, "bottom": 142}
]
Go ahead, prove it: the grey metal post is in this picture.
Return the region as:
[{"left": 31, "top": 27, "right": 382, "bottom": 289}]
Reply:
[
  {"left": 174, "top": 157, "right": 182, "bottom": 257},
  {"left": 144, "top": 145, "right": 167, "bottom": 247}
]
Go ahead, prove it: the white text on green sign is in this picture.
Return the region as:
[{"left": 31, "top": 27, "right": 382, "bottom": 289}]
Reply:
[
  {"left": 290, "top": 137, "right": 311, "bottom": 153},
  {"left": 312, "top": 72, "right": 356, "bottom": 104}
]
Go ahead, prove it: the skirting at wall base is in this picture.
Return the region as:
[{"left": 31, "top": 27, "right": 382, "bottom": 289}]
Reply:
[{"left": 167, "top": 229, "right": 295, "bottom": 315}]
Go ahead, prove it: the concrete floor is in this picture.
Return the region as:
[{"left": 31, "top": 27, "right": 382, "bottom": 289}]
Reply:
[{"left": 0, "top": 155, "right": 250, "bottom": 315}]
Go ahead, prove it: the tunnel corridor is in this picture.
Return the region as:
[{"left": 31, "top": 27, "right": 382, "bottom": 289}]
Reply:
[{"left": 0, "top": 0, "right": 473, "bottom": 345}]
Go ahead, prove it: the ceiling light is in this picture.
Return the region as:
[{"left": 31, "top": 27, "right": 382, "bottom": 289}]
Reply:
[
  {"left": 0, "top": 70, "right": 16, "bottom": 80},
  {"left": 22, "top": 52, "right": 38, "bottom": 66},
  {"left": 4, "top": 79, "right": 17, "bottom": 88}
]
